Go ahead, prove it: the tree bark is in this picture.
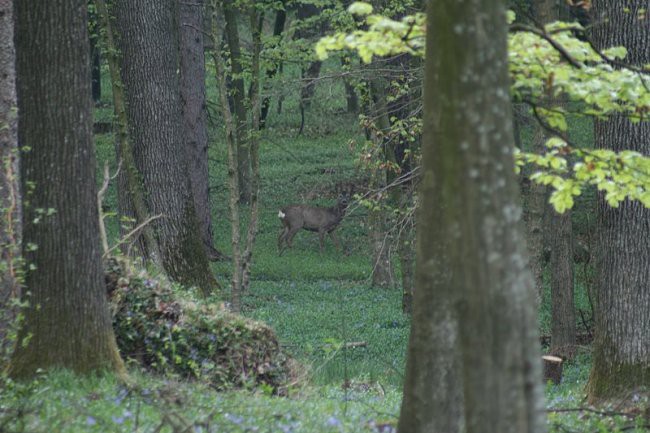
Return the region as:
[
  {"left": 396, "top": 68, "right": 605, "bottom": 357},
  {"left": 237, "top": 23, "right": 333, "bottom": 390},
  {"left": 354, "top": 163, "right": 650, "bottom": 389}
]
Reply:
[
  {"left": 0, "top": 0, "right": 21, "bottom": 361},
  {"left": 397, "top": 0, "right": 545, "bottom": 431},
  {"left": 179, "top": 0, "right": 223, "bottom": 261},
  {"left": 113, "top": 0, "right": 219, "bottom": 295},
  {"left": 95, "top": 0, "right": 163, "bottom": 265},
  {"left": 534, "top": 0, "right": 576, "bottom": 359},
  {"left": 522, "top": 126, "right": 548, "bottom": 302},
  {"left": 548, "top": 206, "right": 576, "bottom": 359},
  {"left": 223, "top": 5, "right": 251, "bottom": 204},
  {"left": 587, "top": 0, "right": 650, "bottom": 402},
  {"left": 367, "top": 78, "right": 396, "bottom": 289},
  {"left": 9, "top": 0, "right": 125, "bottom": 378}
]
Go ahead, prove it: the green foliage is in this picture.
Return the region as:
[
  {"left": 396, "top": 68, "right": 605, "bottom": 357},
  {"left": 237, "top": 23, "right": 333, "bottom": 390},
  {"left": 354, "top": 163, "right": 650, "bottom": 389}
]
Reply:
[
  {"left": 316, "top": 3, "right": 425, "bottom": 63},
  {"left": 108, "top": 258, "right": 295, "bottom": 392},
  {"left": 316, "top": 4, "right": 650, "bottom": 213}
]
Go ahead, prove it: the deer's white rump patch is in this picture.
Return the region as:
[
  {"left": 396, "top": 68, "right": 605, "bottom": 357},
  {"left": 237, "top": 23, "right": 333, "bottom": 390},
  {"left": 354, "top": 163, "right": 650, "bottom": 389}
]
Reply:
[{"left": 278, "top": 210, "right": 285, "bottom": 219}]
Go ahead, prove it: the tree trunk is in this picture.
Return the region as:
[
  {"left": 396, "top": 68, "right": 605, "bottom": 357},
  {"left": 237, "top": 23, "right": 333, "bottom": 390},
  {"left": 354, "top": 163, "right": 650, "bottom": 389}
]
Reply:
[
  {"left": 113, "top": 0, "right": 219, "bottom": 295},
  {"left": 9, "top": 0, "right": 125, "bottom": 378},
  {"left": 522, "top": 126, "right": 548, "bottom": 302},
  {"left": 95, "top": 0, "right": 163, "bottom": 264},
  {"left": 179, "top": 0, "right": 223, "bottom": 261},
  {"left": 259, "top": 7, "right": 287, "bottom": 129},
  {"left": 223, "top": 5, "right": 251, "bottom": 204},
  {"left": 369, "top": 200, "right": 395, "bottom": 288},
  {"left": 397, "top": 0, "right": 544, "bottom": 431},
  {"left": 398, "top": 202, "right": 415, "bottom": 314},
  {"left": 534, "top": 0, "right": 577, "bottom": 359},
  {"left": 367, "top": 78, "right": 395, "bottom": 289},
  {"left": 342, "top": 57, "right": 359, "bottom": 114},
  {"left": 586, "top": 0, "right": 650, "bottom": 402},
  {"left": 0, "top": 0, "right": 21, "bottom": 361},
  {"left": 548, "top": 207, "right": 576, "bottom": 359}
]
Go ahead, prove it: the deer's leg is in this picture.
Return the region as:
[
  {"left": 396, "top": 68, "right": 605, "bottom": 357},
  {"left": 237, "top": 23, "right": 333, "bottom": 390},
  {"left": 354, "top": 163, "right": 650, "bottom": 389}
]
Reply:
[
  {"left": 278, "top": 227, "right": 289, "bottom": 256},
  {"left": 318, "top": 230, "right": 326, "bottom": 252},
  {"left": 329, "top": 230, "right": 341, "bottom": 252},
  {"left": 285, "top": 226, "right": 301, "bottom": 249}
]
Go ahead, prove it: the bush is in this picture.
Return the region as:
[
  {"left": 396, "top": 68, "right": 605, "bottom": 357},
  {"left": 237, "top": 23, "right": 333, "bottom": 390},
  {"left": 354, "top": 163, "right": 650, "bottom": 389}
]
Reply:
[{"left": 106, "top": 258, "right": 296, "bottom": 393}]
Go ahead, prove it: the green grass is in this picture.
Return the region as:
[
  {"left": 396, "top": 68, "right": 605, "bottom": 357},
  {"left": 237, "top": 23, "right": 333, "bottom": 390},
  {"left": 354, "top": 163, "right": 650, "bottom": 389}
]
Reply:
[
  {"left": 244, "top": 281, "right": 408, "bottom": 386},
  {"left": 0, "top": 371, "right": 403, "bottom": 433}
]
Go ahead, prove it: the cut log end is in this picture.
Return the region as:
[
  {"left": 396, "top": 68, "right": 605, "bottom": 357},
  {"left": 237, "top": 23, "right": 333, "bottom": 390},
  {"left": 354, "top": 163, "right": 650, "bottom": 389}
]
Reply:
[{"left": 542, "top": 355, "right": 564, "bottom": 385}]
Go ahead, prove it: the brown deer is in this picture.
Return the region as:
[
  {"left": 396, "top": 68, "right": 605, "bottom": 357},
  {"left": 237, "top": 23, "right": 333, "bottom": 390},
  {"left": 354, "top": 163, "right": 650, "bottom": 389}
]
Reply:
[{"left": 277, "top": 185, "right": 353, "bottom": 256}]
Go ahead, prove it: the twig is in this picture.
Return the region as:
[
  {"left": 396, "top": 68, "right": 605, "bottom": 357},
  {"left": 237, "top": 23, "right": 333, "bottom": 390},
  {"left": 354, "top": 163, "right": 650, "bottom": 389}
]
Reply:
[
  {"left": 97, "top": 159, "right": 122, "bottom": 255},
  {"left": 510, "top": 23, "right": 583, "bottom": 69},
  {"left": 103, "top": 214, "right": 164, "bottom": 259}
]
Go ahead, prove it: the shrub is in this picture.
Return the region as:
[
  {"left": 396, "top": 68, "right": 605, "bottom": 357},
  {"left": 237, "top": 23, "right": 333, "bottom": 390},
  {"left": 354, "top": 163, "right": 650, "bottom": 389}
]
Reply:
[{"left": 106, "top": 258, "right": 296, "bottom": 393}]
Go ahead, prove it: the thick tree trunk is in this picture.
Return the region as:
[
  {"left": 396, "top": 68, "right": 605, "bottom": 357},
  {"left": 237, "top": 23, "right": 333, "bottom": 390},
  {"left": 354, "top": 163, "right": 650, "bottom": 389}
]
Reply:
[
  {"left": 95, "top": 0, "right": 162, "bottom": 264},
  {"left": 586, "top": 0, "right": 650, "bottom": 402},
  {"left": 9, "top": 0, "right": 125, "bottom": 378},
  {"left": 179, "top": 0, "right": 223, "bottom": 261},
  {"left": 0, "top": 0, "right": 21, "bottom": 361},
  {"left": 113, "top": 0, "right": 219, "bottom": 295},
  {"left": 223, "top": 5, "right": 251, "bottom": 204},
  {"left": 397, "top": 0, "right": 544, "bottom": 431}
]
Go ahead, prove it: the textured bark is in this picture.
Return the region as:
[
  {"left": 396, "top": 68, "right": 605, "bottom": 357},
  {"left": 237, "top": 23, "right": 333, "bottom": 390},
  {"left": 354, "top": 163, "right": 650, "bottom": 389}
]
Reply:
[
  {"left": 397, "top": 0, "right": 545, "bottom": 432},
  {"left": 223, "top": 5, "right": 251, "bottom": 204},
  {"left": 587, "top": 2, "right": 650, "bottom": 401},
  {"left": 0, "top": 0, "right": 21, "bottom": 359},
  {"left": 179, "top": 0, "right": 222, "bottom": 261},
  {"left": 9, "top": 0, "right": 125, "bottom": 378},
  {"left": 534, "top": 0, "right": 577, "bottom": 359},
  {"left": 95, "top": 0, "right": 163, "bottom": 265},
  {"left": 113, "top": 0, "right": 218, "bottom": 294},
  {"left": 240, "top": 9, "right": 262, "bottom": 295},
  {"left": 548, "top": 207, "right": 576, "bottom": 359},
  {"left": 211, "top": 5, "right": 262, "bottom": 311}
]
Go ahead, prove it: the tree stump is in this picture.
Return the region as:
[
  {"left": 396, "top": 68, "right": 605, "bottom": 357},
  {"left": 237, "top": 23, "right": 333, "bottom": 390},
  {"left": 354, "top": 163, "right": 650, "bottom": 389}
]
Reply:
[{"left": 542, "top": 355, "right": 563, "bottom": 384}]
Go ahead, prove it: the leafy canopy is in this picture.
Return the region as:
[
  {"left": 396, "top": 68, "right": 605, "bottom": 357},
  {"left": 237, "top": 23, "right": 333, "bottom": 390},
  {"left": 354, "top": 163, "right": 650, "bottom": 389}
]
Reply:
[{"left": 316, "top": 2, "right": 650, "bottom": 212}]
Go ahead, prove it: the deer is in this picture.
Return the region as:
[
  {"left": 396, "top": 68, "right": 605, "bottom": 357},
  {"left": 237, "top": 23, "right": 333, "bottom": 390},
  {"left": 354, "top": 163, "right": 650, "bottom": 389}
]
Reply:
[{"left": 277, "top": 185, "right": 353, "bottom": 256}]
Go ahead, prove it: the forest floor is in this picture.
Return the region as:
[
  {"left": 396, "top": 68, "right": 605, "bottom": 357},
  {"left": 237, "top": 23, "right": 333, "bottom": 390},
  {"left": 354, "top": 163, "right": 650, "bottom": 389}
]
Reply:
[{"left": 2, "top": 64, "right": 648, "bottom": 433}]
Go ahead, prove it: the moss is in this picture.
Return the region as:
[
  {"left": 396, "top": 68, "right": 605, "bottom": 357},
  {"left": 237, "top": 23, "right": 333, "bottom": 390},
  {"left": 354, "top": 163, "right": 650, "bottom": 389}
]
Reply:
[
  {"left": 587, "top": 336, "right": 650, "bottom": 403},
  {"left": 164, "top": 206, "right": 221, "bottom": 297}
]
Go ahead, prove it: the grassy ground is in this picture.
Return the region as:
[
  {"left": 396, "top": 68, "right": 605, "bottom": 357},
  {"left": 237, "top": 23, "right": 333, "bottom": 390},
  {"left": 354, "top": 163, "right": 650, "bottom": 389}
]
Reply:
[{"left": 4, "top": 62, "right": 648, "bottom": 433}]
